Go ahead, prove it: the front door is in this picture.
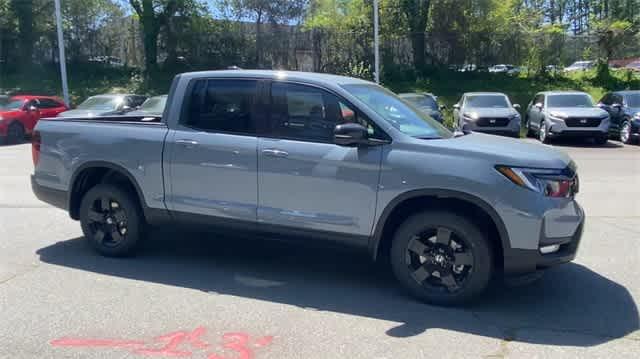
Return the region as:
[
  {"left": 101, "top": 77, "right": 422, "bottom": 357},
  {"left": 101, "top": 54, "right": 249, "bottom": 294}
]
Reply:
[
  {"left": 257, "top": 81, "right": 384, "bottom": 239},
  {"left": 166, "top": 78, "right": 260, "bottom": 224}
]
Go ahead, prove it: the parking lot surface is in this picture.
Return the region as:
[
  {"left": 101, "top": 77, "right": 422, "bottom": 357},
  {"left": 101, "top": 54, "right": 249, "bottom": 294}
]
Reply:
[{"left": 1, "top": 139, "right": 639, "bottom": 358}]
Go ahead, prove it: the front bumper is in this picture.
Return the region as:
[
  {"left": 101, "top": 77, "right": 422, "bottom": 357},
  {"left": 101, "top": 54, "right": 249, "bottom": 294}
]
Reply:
[
  {"left": 547, "top": 117, "right": 609, "bottom": 138},
  {"left": 31, "top": 175, "right": 68, "bottom": 210},
  {"left": 503, "top": 201, "right": 585, "bottom": 275}
]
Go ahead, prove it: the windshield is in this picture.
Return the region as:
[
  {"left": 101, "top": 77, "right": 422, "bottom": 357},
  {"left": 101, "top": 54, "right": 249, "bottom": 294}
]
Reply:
[
  {"left": 1, "top": 99, "right": 25, "bottom": 110},
  {"left": 343, "top": 84, "right": 452, "bottom": 139},
  {"left": 547, "top": 94, "right": 594, "bottom": 108},
  {"left": 139, "top": 96, "right": 167, "bottom": 114},
  {"left": 77, "top": 96, "right": 122, "bottom": 111},
  {"left": 625, "top": 94, "right": 640, "bottom": 107},
  {"left": 401, "top": 95, "right": 438, "bottom": 110},
  {"left": 465, "top": 95, "right": 509, "bottom": 108}
]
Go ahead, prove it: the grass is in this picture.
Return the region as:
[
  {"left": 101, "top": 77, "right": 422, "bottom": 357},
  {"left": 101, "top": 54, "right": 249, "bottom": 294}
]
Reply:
[{"left": 2, "top": 64, "right": 639, "bottom": 131}]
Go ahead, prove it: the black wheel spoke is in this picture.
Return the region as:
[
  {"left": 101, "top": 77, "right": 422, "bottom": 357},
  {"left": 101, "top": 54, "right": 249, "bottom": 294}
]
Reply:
[
  {"left": 87, "top": 209, "right": 104, "bottom": 223},
  {"left": 411, "top": 265, "right": 431, "bottom": 283},
  {"left": 441, "top": 273, "right": 460, "bottom": 292},
  {"left": 454, "top": 252, "right": 473, "bottom": 266},
  {"left": 100, "top": 197, "right": 110, "bottom": 211},
  {"left": 435, "top": 228, "right": 451, "bottom": 245},
  {"left": 407, "top": 237, "right": 427, "bottom": 255},
  {"left": 111, "top": 229, "right": 124, "bottom": 243},
  {"left": 94, "top": 229, "right": 106, "bottom": 243}
]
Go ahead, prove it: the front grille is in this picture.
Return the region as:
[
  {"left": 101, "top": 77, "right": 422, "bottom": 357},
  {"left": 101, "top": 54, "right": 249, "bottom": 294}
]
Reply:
[
  {"left": 476, "top": 117, "right": 510, "bottom": 127},
  {"left": 565, "top": 117, "right": 602, "bottom": 127}
]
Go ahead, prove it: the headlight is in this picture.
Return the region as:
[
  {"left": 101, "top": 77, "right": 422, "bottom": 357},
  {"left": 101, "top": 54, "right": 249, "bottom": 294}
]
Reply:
[
  {"left": 463, "top": 112, "right": 479, "bottom": 120},
  {"left": 549, "top": 111, "right": 567, "bottom": 120},
  {"left": 496, "top": 166, "right": 578, "bottom": 198}
]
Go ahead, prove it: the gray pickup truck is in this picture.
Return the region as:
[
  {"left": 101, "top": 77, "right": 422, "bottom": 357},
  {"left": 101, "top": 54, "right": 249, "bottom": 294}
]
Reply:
[{"left": 31, "top": 70, "right": 584, "bottom": 305}]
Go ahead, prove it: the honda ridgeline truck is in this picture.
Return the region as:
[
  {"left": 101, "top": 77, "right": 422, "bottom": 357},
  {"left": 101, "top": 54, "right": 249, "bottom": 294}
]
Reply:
[{"left": 31, "top": 70, "right": 584, "bottom": 305}]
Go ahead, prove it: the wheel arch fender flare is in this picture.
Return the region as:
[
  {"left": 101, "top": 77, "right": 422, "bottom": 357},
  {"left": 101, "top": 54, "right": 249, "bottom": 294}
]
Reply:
[{"left": 369, "top": 189, "right": 511, "bottom": 261}]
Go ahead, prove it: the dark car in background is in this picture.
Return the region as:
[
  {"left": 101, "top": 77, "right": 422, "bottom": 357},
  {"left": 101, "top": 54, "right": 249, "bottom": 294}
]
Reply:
[
  {"left": 128, "top": 95, "right": 168, "bottom": 117},
  {"left": 525, "top": 91, "right": 610, "bottom": 144},
  {"left": 398, "top": 93, "right": 445, "bottom": 123},
  {"left": 598, "top": 91, "right": 640, "bottom": 144},
  {"left": 453, "top": 92, "right": 521, "bottom": 137},
  {"left": 57, "top": 94, "right": 147, "bottom": 118},
  {"left": 0, "top": 95, "right": 68, "bottom": 144}
]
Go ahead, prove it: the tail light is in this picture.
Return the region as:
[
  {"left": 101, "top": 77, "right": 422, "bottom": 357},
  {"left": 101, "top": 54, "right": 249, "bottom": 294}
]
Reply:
[{"left": 32, "top": 130, "right": 41, "bottom": 166}]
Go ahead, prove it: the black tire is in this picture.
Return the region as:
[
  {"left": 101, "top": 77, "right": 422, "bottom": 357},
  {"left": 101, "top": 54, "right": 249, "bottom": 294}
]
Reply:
[
  {"left": 390, "top": 211, "right": 493, "bottom": 306},
  {"left": 6, "top": 122, "right": 25, "bottom": 144},
  {"left": 594, "top": 135, "right": 608, "bottom": 145},
  {"left": 79, "top": 184, "right": 145, "bottom": 257},
  {"left": 525, "top": 117, "right": 535, "bottom": 137},
  {"left": 538, "top": 120, "right": 551, "bottom": 144},
  {"left": 620, "top": 121, "right": 633, "bottom": 144}
]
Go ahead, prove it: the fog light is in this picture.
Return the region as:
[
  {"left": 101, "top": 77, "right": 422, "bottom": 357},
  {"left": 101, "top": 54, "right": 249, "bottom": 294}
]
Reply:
[{"left": 540, "top": 244, "right": 560, "bottom": 254}]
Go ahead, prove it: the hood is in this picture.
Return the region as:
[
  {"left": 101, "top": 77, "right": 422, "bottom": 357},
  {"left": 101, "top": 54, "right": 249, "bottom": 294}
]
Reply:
[
  {"left": 464, "top": 107, "right": 518, "bottom": 118},
  {"left": 547, "top": 107, "right": 608, "bottom": 118},
  {"left": 127, "top": 110, "right": 162, "bottom": 117},
  {"left": 57, "top": 109, "right": 118, "bottom": 118},
  {"left": 428, "top": 132, "right": 572, "bottom": 169}
]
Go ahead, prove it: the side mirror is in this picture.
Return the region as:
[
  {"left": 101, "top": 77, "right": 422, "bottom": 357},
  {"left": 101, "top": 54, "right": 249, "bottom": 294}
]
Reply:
[
  {"left": 334, "top": 123, "right": 368, "bottom": 146},
  {"left": 439, "top": 104, "right": 447, "bottom": 111},
  {"left": 513, "top": 104, "right": 521, "bottom": 110},
  {"left": 597, "top": 102, "right": 606, "bottom": 108},
  {"left": 453, "top": 104, "right": 460, "bottom": 110},
  {"left": 612, "top": 103, "right": 622, "bottom": 110},
  {"left": 535, "top": 103, "right": 543, "bottom": 109},
  {"left": 28, "top": 105, "right": 38, "bottom": 112},
  {"left": 121, "top": 105, "right": 132, "bottom": 112}
]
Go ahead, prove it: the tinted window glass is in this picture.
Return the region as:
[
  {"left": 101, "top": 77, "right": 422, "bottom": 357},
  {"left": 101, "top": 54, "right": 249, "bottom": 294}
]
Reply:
[
  {"left": 547, "top": 94, "right": 593, "bottom": 108},
  {"left": 139, "top": 96, "right": 167, "bottom": 114},
  {"left": 77, "top": 96, "right": 121, "bottom": 110},
  {"left": 342, "top": 84, "right": 452, "bottom": 139},
  {"left": 38, "top": 98, "right": 61, "bottom": 108},
  {"left": 185, "top": 79, "right": 257, "bottom": 134},
  {"left": 533, "top": 94, "right": 544, "bottom": 106},
  {"left": 600, "top": 94, "right": 612, "bottom": 105},
  {"left": 612, "top": 94, "right": 624, "bottom": 105},
  {"left": 625, "top": 94, "right": 640, "bottom": 107},
  {"left": 402, "top": 95, "right": 438, "bottom": 110},
  {"left": 465, "top": 95, "right": 509, "bottom": 108}
]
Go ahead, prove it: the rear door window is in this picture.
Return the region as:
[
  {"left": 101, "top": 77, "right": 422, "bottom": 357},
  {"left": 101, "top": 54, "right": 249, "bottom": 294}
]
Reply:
[{"left": 183, "top": 79, "right": 258, "bottom": 135}]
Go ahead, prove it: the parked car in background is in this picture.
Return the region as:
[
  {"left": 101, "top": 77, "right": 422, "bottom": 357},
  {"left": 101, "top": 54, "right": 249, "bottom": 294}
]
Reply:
[
  {"left": 128, "top": 95, "right": 168, "bottom": 117},
  {"left": 625, "top": 61, "right": 640, "bottom": 72},
  {"left": 0, "top": 95, "right": 9, "bottom": 106},
  {"left": 598, "top": 91, "right": 640, "bottom": 144},
  {"left": 564, "top": 61, "right": 595, "bottom": 72},
  {"left": 32, "top": 70, "right": 584, "bottom": 305},
  {"left": 398, "top": 93, "right": 445, "bottom": 123},
  {"left": 0, "top": 95, "right": 68, "bottom": 144},
  {"left": 453, "top": 92, "right": 521, "bottom": 137},
  {"left": 58, "top": 94, "right": 147, "bottom": 118},
  {"left": 525, "top": 91, "right": 610, "bottom": 144}
]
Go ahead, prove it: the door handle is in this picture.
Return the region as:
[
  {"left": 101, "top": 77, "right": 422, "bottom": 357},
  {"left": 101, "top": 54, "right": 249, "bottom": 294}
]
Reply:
[
  {"left": 176, "top": 139, "right": 199, "bottom": 147},
  {"left": 262, "top": 149, "right": 289, "bottom": 158}
]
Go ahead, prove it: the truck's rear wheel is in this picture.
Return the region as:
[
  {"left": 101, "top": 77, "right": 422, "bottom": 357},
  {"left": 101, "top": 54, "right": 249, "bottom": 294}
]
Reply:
[
  {"left": 79, "top": 184, "right": 144, "bottom": 256},
  {"left": 390, "top": 211, "right": 493, "bottom": 305}
]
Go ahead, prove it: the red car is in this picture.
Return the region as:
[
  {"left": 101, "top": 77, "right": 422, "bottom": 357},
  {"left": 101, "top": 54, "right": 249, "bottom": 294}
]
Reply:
[{"left": 0, "top": 95, "right": 68, "bottom": 144}]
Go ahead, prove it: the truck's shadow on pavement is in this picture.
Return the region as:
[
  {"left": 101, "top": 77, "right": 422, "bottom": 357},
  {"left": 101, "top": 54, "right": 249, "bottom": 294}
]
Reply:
[{"left": 36, "top": 230, "right": 638, "bottom": 346}]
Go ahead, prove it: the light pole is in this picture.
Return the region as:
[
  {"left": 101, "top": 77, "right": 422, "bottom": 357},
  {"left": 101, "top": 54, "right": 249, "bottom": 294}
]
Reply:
[
  {"left": 373, "top": 0, "right": 380, "bottom": 84},
  {"left": 54, "top": 0, "right": 70, "bottom": 106}
]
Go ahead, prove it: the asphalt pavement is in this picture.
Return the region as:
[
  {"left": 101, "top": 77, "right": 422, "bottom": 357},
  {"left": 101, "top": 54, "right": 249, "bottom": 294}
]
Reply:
[{"left": 1, "top": 139, "right": 639, "bottom": 358}]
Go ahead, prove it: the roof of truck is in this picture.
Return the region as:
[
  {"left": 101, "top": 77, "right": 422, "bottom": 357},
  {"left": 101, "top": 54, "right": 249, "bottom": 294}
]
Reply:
[{"left": 178, "top": 70, "right": 374, "bottom": 86}]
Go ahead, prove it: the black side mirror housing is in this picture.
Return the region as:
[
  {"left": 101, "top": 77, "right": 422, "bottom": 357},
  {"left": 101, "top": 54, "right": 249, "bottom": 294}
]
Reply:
[
  {"left": 439, "top": 104, "right": 447, "bottom": 111},
  {"left": 535, "top": 103, "right": 543, "bottom": 109},
  {"left": 334, "top": 123, "right": 368, "bottom": 146},
  {"left": 513, "top": 103, "right": 521, "bottom": 109}
]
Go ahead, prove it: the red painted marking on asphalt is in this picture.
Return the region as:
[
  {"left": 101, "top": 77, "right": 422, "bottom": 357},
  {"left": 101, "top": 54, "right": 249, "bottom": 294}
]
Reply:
[
  {"left": 50, "top": 337, "right": 145, "bottom": 347},
  {"left": 51, "top": 327, "right": 274, "bottom": 358}
]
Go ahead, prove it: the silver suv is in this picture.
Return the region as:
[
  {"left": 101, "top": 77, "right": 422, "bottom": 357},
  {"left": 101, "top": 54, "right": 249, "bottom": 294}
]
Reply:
[
  {"left": 525, "top": 91, "right": 610, "bottom": 144},
  {"left": 453, "top": 92, "right": 521, "bottom": 137}
]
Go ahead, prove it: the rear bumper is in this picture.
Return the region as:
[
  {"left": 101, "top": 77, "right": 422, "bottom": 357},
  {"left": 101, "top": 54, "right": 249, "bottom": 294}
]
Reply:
[
  {"left": 503, "top": 205, "right": 585, "bottom": 276},
  {"left": 31, "top": 175, "right": 68, "bottom": 210}
]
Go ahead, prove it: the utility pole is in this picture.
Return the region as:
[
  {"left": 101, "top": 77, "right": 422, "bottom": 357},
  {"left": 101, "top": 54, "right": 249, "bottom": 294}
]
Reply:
[
  {"left": 373, "top": 0, "right": 380, "bottom": 84},
  {"left": 54, "top": 0, "right": 70, "bottom": 106}
]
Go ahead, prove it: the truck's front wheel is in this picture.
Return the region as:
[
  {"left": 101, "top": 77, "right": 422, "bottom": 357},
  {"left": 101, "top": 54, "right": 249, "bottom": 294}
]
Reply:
[
  {"left": 79, "top": 184, "right": 144, "bottom": 257},
  {"left": 390, "top": 211, "right": 493, "bottom": 305}
]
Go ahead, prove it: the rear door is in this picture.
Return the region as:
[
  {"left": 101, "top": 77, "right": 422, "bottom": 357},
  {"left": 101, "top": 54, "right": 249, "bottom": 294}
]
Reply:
[
  {"left": 165, "top": 78, "right": 261, "bottom": 226},
  {"left": 257, "top": 81, "right": 384, "bottom": 239}
]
